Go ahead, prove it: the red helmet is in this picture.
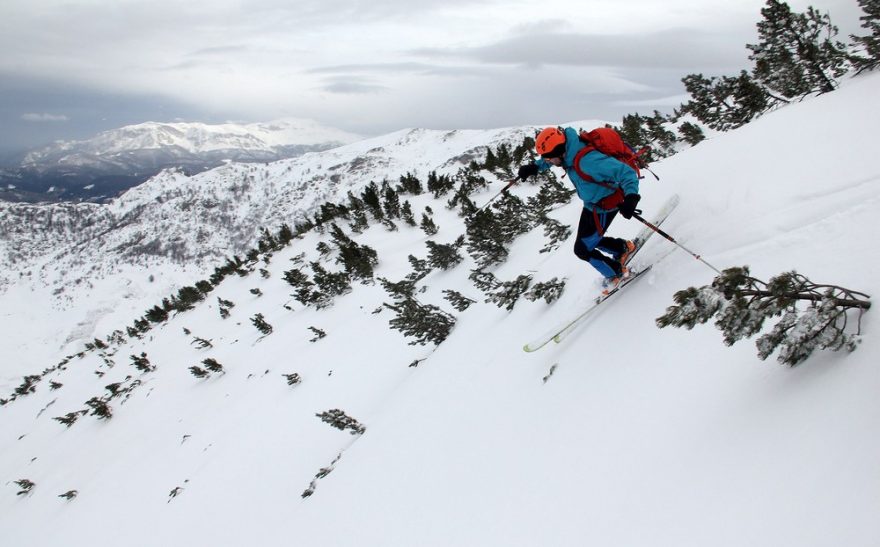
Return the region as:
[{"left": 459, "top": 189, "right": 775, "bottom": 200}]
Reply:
[{"left": 536, "top": 127, "right": 566, "bottom": 158}]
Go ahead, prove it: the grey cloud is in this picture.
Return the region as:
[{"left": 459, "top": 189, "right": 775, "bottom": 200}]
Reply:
[
  {"left": 307, "top": 62, "right": 488, "bottom": 79},
  {"left": 319, "top": 77, "right": 388, "bottom": 95},
  {"left": 413, "top": 29, "right": 752, "bottom": 72}
]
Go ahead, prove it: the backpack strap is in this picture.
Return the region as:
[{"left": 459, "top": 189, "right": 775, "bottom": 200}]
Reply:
[{"left": 571, "top": 146, "right": 625, "bottom": 236}]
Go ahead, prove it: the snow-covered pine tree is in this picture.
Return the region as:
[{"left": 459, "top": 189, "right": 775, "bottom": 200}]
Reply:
[
  {"left": 747, "top": 0, "right": 849, "bottom": 99},
  {"left": 655, "top": 266, "right": 871, "bottom": 366},
  {"left": 851, "top": 0, "right": 880, "bottom": 73}
]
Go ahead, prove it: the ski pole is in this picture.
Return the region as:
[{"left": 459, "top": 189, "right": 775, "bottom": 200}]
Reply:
[
  {"left": 632, "top": 212, "right": 723, "bottom": 275},
  {"left": 476, "top": 179, "right": 518, "bottom": 213}
]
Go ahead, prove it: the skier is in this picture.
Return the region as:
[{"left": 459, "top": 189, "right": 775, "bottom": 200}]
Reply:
[{"left": 518, "top": 126, "right": 642, "bottom": 289}]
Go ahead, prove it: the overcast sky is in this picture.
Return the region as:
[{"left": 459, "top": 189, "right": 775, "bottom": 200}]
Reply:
[{"left": 0, "top": 0, "right": 865, "bottom": 151}]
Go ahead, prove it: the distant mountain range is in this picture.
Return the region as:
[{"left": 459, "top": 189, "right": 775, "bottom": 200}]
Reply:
[{"left": 0, "top": 119, "right": 362, "bottom": 203}]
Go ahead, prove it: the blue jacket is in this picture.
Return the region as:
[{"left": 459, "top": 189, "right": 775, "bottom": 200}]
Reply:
[{"left": 535, "top": 127, "right": 639, "bottom": 212}]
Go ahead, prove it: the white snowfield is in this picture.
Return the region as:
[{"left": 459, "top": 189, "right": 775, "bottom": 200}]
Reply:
[{"left": 1, "top": 74, "right": 878, "bottom": 547}]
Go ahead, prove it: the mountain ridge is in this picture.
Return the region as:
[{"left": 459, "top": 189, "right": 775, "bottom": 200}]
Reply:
[{"left": 0, "top": 118, "right": 363, "bottom": 203}]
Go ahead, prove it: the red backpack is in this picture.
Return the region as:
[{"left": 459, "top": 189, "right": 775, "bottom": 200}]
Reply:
[
  {"left": 571, "top": 127, "right": 651, "bottom": 212},
  {"left": 574, "top": 127, "right": 649, "bottom": 180}
]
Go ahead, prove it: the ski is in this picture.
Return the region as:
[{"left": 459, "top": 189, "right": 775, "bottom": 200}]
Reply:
[
  {"left": 522, "top": 195, "right": 679, "bottom": 353},
  {"left": 522, "top": 265, "right": 653, "bottom": 352},
  {"left": 551, "top": 265, "right": 652, "bottom": 344},
  {"left": 621, "top": 193, "right": 679, "bottom": 268}
]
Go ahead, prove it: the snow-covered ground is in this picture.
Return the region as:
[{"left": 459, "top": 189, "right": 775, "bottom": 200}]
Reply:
[{"left": 1, "top": 73, "right": 878, "bottom": 546}]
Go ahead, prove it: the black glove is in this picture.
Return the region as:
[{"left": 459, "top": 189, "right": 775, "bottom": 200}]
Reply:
[
  {"left": 618, "top": 193, "right": 641, "bottom": 219},
  {"left": 518, "top": 163, "right": 538, "bottom": 181}
]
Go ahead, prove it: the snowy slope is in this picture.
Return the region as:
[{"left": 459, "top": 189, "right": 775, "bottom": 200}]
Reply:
[
  {"left": 1, "top": 75, "right": 878, "bottom": 547},
  {"left": 0, "top": 122, "right": 567, "bottom": 388}
]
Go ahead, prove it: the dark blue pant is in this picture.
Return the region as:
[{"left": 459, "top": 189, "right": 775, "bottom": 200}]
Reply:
[{"left": 573, "top": 207, "right": 628, "bottom": 278}]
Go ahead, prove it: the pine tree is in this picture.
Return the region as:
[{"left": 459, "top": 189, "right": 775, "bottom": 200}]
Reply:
[
  {"left": 747, "top": 0, "right": 849, "bottom": 99},
  {"left": 538, "top": 216, "right": 572, "bottom": 254},
  {"left": 283, "top": 373, "right": 302, "bottom": 386},
  {"left": 14, "top": 479, "right": 35, "bottom": 496},
  {"left": 189, "top": 366, "right": 210, "bottom": 379},
  {"left": 360, "top": 182, "right": 384, "bottom": 219},
  {"left": 527, "top": 176, "right": 574, "bottom": 215},
  {"left": 330, "top": 224, "right": 379, "bottom": 281},
  {"left": 379, "top": 276, "right": 418, "bottom": 300},
  {"left": 425, "top": 239, "right": 464, "bottom": 270},
  {"left": 202, "top": 358, "right": 224, "bottom": 374},
  {"left": 655, "top": 266, "right": 870, "bottom": 366},
  {"left": 851, "top": 0, "right": 880, "bottom": 73},
  {"left": 130, "top": 353, "right": 155, "bottom": 373},
  {"left": 277, "top": 223, "right": 295, "bottom": 247},
  {"left": 678, "top": 121, "right": 706, "bottom": 146},
  {"left": 443, "top": 289, "right": 477, "bottom": 311},
  {"left": 426, "top": 171, "right": 455, "bottom": 197},
  {"left": 465, "top": 207, "right": 513, "bottom": 268},
  {"left": 251, "top": 313, "right": 274, "bottom": 336},
  {"left": 398, "top": 172, "right": 424, "bottom": 195},
  {"left": 381, "top": 181, "right": 401, "bottom": 218},
  {"left": 524, "top": 277, "right": 567, "bottom": 304},
  {"left": 316, "top": 409, "right": 366, "bottom": 435},
  {"left": 644, "top": 110, "right": 678, "bottom": 158},
  {"left": 309, "top": 262, "right": 351, "bottom": 307},
  {"left": 217, "top": 297, "right": 235, "bottom": 319},
  {"left": 681, "top": 71, "right": 771, "bottom": 130},
  {"left": 348, "top": 207, "right": 370, "bottom": 233},
  {"left": 401, "top": 201, "right": 417, "bottom": 226},
  {"left": 85, "top": 396, "right": 113, "bottom": 420},
  {"left": 385, "top": 297, "right": 457, "bottom": 345},
  {"left": 485, "top": 274, "right": 533, "bottom": 311},
  {"left": 406, "top": 254, "right": 432, "bottom": 282},
  {"left": 420, "top": 212, "right": 439, "bottom": 236},
  {"left": 469, "top": 269, "right": 500, "bottom": 294}
]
